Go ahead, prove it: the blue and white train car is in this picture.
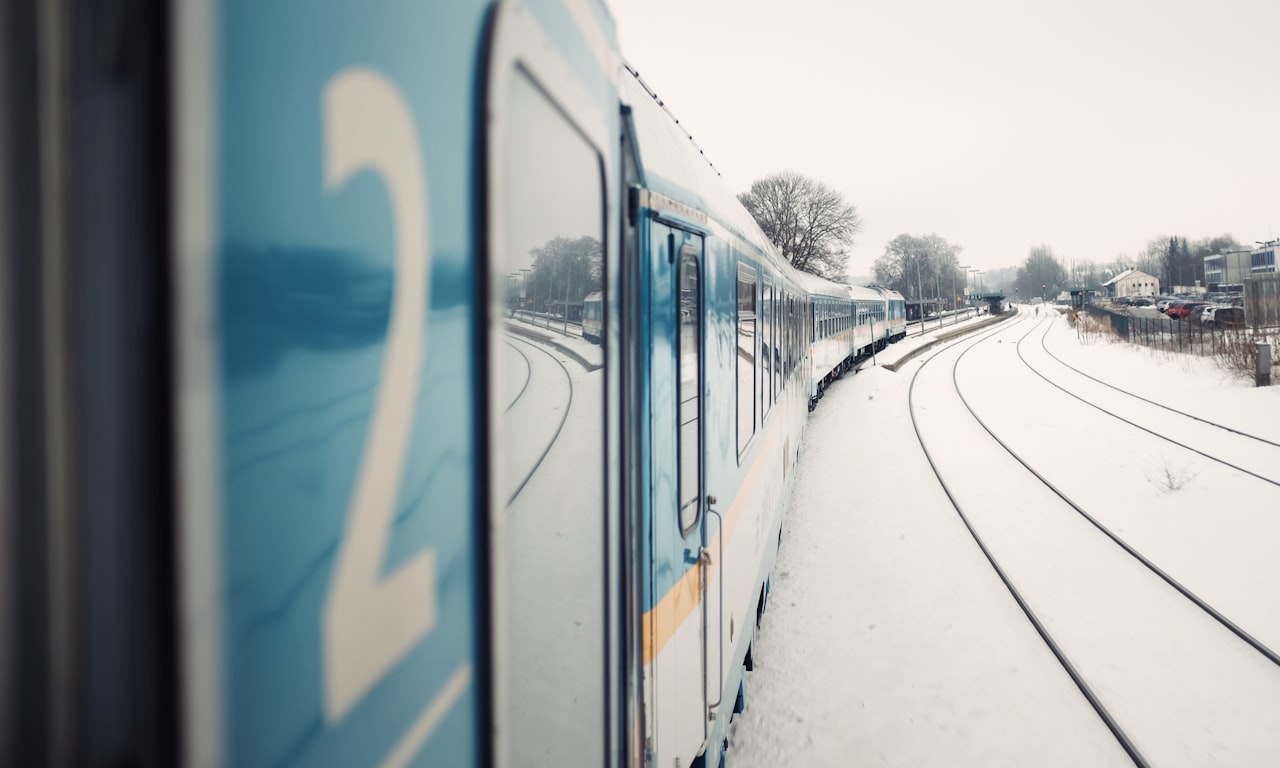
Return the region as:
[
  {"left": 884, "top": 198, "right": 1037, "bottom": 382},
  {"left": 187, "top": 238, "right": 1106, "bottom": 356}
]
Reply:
[
  {"left": 862, "top": 284, "right": 907, "bottom": 349},
  {"left": 2, "top": 0, "right": 898, "bottom": 765},
  {"left": 848, "top": 283, "right": 889, "bottom": 358},
  {"left": 874, "top": 286, "right": 909, "bottom": 344},
  {"left": 2, "top": 1, "right": 633, "bottom": 766},
  {"left": 622, "top": 66, "right": 822, "bottom": 768},
  {"left": 800, "top": 275, "right": 858, "bottom": 407},
  {"left": 582, "top": 291, "right": 604, "bottom": 343}
]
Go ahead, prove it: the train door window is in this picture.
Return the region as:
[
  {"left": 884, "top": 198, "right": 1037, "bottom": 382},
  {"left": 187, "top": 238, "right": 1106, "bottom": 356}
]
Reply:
[
  {"left": 737, "top": 264, "right": 757, "bottom": 455},
  {"left": 783, "top": 294, "right": 793, "bottom": 378},
  {"left": 762, "top": 279, "right": 773, "bottom": 418},
  {"left": 678, "top": 247, "right": 700, "bottom": 532},
  {"left": 775, "top": 290, "right": 783, "bottom": 396},
  {"left": 782, "top": 293, "right": 790, "bottom": 380},
  {"left": 781, "top": 295, "right": 788, "bottom": 376},
  {"left": 493, "top": 65, "right": 606, "bottom": 763},
  {"left": 787, "top": 293, "right": 794, "bottom": 379}
]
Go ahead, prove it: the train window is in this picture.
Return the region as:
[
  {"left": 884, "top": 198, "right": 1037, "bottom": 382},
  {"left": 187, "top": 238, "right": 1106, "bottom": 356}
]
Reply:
[
  {"left": 762, "top": 279, "right": 773, "bottom": 418},
  {"left": 678, "top": 247, "right": 701, "bottom": 532},
  {"left": 494, "top": 66, "right": 606, "bottom": 762},
  {"left": 737, "top": 264, "right": 757, "bottom": 455},
  {"left": 789, "top": 296, "right": 796, "bottom": 376},
  {"left": 782, "top": 293, "right": 791, "bottom": 380},
  {"left": 782, "top": 295, "right": 788, "bottom": 376},
  {"left": 774, "top": 289, "right": 783, "bottom": 396}
]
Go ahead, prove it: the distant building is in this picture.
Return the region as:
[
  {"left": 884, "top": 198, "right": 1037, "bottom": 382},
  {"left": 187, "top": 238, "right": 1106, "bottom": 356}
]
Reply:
[
  {"left": 1101, "top": 267, "right": 1160, "bottom": 298},
  {"left": 1204, "top": 247, "right": 1255, "bottom": 290},
  {"left": 1249, "top": 240, "right": 1278, "bottom": 276}
]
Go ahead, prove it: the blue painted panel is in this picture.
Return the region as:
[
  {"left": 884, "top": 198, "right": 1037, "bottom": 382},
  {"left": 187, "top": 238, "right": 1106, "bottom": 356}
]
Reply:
[{"left": 216, "top": 2, "right": 485, "bottom": 765}]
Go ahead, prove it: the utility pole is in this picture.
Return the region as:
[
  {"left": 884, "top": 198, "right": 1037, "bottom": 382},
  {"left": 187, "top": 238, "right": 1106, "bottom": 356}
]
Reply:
[
  {"left": 934, "top": 267, "right": 942, "bottom": 329},
  {"left": 562, "top": 270, "right": 571, "bottom": 334},
  {"left": 915, "top": 255, "right": 925, "bottom": 335}
]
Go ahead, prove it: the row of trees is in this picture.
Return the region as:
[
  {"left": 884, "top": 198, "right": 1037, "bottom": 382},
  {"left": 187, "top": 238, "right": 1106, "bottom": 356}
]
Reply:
[
  {"left": 872, "top": 234, "right": 968, "bottom": 306},
  {"left": 1144, "top": 234, "right": 1241, "bottom": 289},
  {"left": 569, "top": 168, "right": 1245, "bottom": 308},
  {"left": 734, "top": 171, "right": 1010, "bottom": 308},
  {"left": 1003, "top": 234, "right": 1243, "bottom": 301},
  {"left": 508, "top": 235, "right": 603, "bottom": 315},
  {"left": 1010, "top": 245, "right": 1068, "bottom": 301}
]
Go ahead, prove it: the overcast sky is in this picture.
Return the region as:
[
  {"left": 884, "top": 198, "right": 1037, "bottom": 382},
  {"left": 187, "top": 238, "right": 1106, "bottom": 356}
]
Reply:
[{"left": 607, "top": 0, "right": 1280, "bottom": 278}]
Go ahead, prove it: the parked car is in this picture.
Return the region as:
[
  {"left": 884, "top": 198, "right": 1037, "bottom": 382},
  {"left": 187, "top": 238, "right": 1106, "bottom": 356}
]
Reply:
[
  {"left": 1188, "top": 304, "right": 1216, "bottom": 323},
  {"left": 1167, "top": 301, "right": 1209, "bottom": 320},
  {"left": 1155, "top": 298, "right": 1177, "bottom": 313},
  {"left": 1204, "top": 306, "right": 1245, "bottom": 327}
]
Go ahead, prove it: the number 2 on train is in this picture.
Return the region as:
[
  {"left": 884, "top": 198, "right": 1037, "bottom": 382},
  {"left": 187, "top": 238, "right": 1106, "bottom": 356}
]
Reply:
[{"left": 319, "top": 68, "right": 437, "bottom": 724}]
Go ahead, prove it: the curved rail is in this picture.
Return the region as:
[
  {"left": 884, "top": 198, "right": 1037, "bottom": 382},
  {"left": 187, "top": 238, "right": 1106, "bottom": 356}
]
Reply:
[
  {"left": 906, "top": 316, "right": 1153, "bottom": 768},
  {"left": 959, "top": 320, "right": 1280, "bottom": 668},
  {"left": 502, "top": 339, "right": 533, "bottom": 413},
  {"left": 503, "top": 334, "right": 575, "bottom": 507},
  {"left": 1013, "top": 322, "right": 1280, "bottom": 489},
  {"left": 1037, "top": 321, "right": 1280, "bottom": 449}
]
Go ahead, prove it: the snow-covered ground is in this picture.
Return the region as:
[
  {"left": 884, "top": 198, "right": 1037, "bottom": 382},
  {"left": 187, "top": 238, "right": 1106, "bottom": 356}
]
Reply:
[{"left": 729, "top": 305, "right": 1280, "bottom": 767}]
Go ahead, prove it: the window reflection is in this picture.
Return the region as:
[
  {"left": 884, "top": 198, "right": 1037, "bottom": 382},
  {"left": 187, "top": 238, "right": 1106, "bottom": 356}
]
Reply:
[
  {"left": 495, "top": 67, "right": 605, "bottom": 766},
  {"left": 737, "top": 265, "right": 756, "bottom": 455},
  {"left": 678, "top": 249, "right": 700, "bottom": 531}
]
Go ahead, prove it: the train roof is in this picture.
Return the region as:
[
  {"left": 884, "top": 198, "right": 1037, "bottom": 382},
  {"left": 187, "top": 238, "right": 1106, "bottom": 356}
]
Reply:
[
  {"left": 621, "top": 65, "right": 865, "bottom": 301},
  {"left": 865, "top": 284, "right": 906, "bottom": 301},
  {"left": 622, "top": 68, "right": 785, "bottom": 268}
]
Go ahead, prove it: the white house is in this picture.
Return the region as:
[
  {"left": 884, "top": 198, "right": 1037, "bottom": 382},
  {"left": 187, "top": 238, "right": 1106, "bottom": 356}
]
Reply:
[{"left": 1102, "top": 267, "right": 1160, "bottom": 298}]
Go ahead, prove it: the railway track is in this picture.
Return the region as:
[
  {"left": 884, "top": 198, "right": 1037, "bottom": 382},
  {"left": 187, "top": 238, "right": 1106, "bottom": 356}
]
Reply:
[
  {"left": 1014, "top": 321, "right": 1280, "bottom": 488},
  {"left": 907, "top": 315, "right": 1280, "bottom": 767},
  {"left": 501, "top": 334, "right": 575, "bottom": 505},
  {"left": 1037, "top": 323, "right": 1280, "bottom": 449}
]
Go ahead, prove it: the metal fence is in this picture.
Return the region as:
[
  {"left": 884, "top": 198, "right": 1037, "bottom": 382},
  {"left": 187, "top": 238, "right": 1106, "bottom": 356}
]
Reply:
[{"left": 1083, "top": 305, "right": 1255, "bottom": 355}]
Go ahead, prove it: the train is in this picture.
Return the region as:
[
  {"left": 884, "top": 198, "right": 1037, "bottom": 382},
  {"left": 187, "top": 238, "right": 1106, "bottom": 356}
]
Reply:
[{"left": 0, "top": 1, "right": 904, "bottom": 766}]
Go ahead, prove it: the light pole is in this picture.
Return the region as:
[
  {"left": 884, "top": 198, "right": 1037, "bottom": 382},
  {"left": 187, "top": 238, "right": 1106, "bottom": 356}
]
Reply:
[
  {"left": 934, "top": 266, "right": 943, "bottom": 329},
  {"left": 915, "top": 254, "right": 926, "bottom": 335},
  {"left": 956, "top": 265, "right": 969, "bottom": 324},
  {"left": 562, "top": 267, "right": 571, "bottom": 334},
  {"left": 518, "top": 268, "right": 532, "bottom": 324},
  {"left": 507, "top": 272, "right": 519, "bottom": 317}
]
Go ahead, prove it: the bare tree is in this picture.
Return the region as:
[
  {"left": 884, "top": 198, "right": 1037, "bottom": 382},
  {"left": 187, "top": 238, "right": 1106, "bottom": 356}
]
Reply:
[
  {"left": 738, "top": 171, "right": 862, "bottom": 280},
  {"left": 873, "top": 233, "right": 964, "bottom": 302},
  {"left": 523, "top": 235, "right": 603, "bottom": 313},
  {"left": 1012, "top": 244, "right": 1067, "bottom": 300}
]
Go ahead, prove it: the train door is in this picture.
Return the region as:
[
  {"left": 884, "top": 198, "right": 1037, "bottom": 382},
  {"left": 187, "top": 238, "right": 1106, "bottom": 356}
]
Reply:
[
  {"left": 487, "top": 6, "right": 622, "bottom": 766},
  {"left": 645, "top": 220, "right": 708, "bottom": 765}
]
